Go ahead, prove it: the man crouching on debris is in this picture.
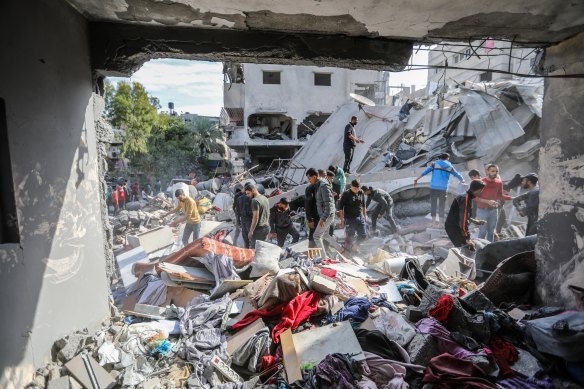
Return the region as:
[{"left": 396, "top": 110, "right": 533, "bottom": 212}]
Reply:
[
  {"left": 339, "top": 180, "right": 368, "bottom": 252},
  {"left": 245, "top": 183, "right": 271, "bottom": 248},
  {"left": 445, "top": 180, "right": 487, "bottom": 250},
  {"left": 307, "top": 168, "right": 343, "bottom": 258},
  {"left": 163, "top": 189, "right": 201, "bottom": 247},
  {"left": 269, "top": 198, "right": 300, "bottom": 247},
  {"left": 362, "top": 186, "right": 400, "bottom": 234}
]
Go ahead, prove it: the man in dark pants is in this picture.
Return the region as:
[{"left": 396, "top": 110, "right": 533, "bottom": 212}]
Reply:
[
  {"left": 233, "top": 186, "right": 244, "bottom": 246},
  {"left": 237, "top": 186, "right": 254, "bottom": 248},
  {"left": 305, "top": 178, "right": 319, "bottom": 248},
  {"left": 338, "top": 180, "right": 367, "bottom": 251},
  {"left": 269, "top": 198, "right": 300, "bottom": 247},
  {"left": 343, "top": 116, "right": 364, "bottom": 174},
  {"left": 512, "top": 173, "right": 539, "bottom": 236},
  {"left": 362, "top": 186, "right": 400, "bottom": 234},
  {"left": 245, "top": 183, "right": 270, "bottom": 248},
  {"left": 445, "top": 180, "right": 486, "bottom": 250}
]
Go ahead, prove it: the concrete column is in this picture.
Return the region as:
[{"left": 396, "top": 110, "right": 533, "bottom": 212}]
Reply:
[
  {"left": 536, "top": 32, "right": 584, "bottom": 307},
  {"left": 291, "top": 119, "right": 298, "bottom": 140}
]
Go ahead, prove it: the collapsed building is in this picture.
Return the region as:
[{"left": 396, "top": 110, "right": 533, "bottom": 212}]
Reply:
[{"left": 1, "top": 1, "right": 584, "bottom": 388}]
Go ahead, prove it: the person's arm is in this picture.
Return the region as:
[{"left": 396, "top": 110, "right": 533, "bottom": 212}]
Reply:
[
  {"left": 450, "top": 167, "right": 466, "bottom": 184},
  {"left": 377, "top": 194, "right": 388, "bottom": 209},
  {"left": 269, "top": 207, "right": 276, "bottom": 233},
  {"left": 414, "top": 166, "right": 433, "bottom": 183},
  {"left": 319, "top": 185, "right": 334, "bottom": 227},
  {"left": 362, "top": 195, "right": 367, "bottom": 222},
  {"left": 163, "top": 203, "right": 181, "bottom": 218},
  {"left": 249, "top": 206, "right": 259, "bottom": 238},
  {"left": 338, "top": 193, "right": 346, "bottom": 226},
  {"left": 339, "top": 173, "right": 346, "bottom": 191}
]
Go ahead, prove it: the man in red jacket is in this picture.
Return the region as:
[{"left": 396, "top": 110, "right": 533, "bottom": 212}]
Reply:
[{"left": 475, "top": 164, "right": 513, "bottom": 242}]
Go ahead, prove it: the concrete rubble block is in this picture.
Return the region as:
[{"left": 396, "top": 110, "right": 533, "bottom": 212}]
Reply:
[
  {"left": 128, "top": 211, "right": 140, "bottom": 225},
  {"left": 126, "top": 226, "right": 174, "bottom": 253},
  {"left": 406, "top": 333, "right": 439, "bottom": 366},
  {"left": 144, "top": 377, "right": 162, "bottom": 389},
  {"left": 48, "top": 376, "right": 71, "bottom": 389},
  {"left": 426, "top": 228, "right": 446, "bottom": 240},
  {"left": 54, "top": 332, "right": 91, "bottom": 363},
  {"left": 461, "top": 290, "right": 495, "bottom": 312}
]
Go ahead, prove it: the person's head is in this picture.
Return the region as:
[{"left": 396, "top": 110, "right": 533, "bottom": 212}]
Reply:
[
  {"left": 521, "top": 173, "right": 538, "bottom": 189},
  {"left": 468, "top": 169, "right": 481, "bottom": 180},
  {"left": 485, "top": 164, "right": 499, "bottom": 180},
  {"left": 326, "top": 170, "right": 334, "bottom": 181},
  {"left": 175, "top": 188, "right": 186, "bottom": 201},
  {"left": 328, "top": 165, "right": 337, "bottom": 174},
  {"left": 362, "top": 185, "right": 372, "bottom": 195},
  {"left": 318, "top": 169, "right": 326, "bottom": 178},
  {"left": 439, "top": 153, "right": 450, "bottom": 161},
  {"left": 350, "top": 116, "right": 358, "bottom": 125},
  {"left": 469, "top": 180, "right": 486, "bottom": 196},
  {"left": 350, "top": 179, "right": 361, "bottom": 193},
  {"left": 244, "top": 183, "right": 257, "bottom": 197},
  {"left": 277, "top": 198, "right": 290, "bottom": 210},
  {"left": 306, "top": 168, "right": 319, "bottom": 185}
]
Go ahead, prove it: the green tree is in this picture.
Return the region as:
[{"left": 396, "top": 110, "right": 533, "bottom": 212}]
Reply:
[{"left": 105, "top": 81, "right": 159, "bottom": 158}]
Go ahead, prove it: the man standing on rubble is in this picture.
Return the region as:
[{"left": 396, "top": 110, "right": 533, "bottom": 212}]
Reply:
[
  {"left": 233, "top": 186, "right": 244, "bottom": 246},
  {"left": 445, "top": 180, "right": 487, "bottom": 250},
  {"left": 305, "top": 177, "right": 319, "bottom": 248},
  {"left": 476, "top": 164, "right": 513, "bottom": 242},
  {"left": 513, "top": 173, "right": 539, "bottom": 236},
  {"left": 414, "top": 153, "right": 465, "bottom": 226},
  {"left": 269, "top": 198, "right": 300, "bottom": 247},
  {"left": 343, "top": 116, "right": 364, "bottom": 174},
  {"left": 245, "top": 183, "right": 271, "bottom": 248},
  {"left": 328, "top": 165, "right": 346, "bottom": 199},
  {"left": 307, "top": 168, "right": 343, "bottom": 258},
  {"left": 362, "top": 186, "right": 400, "bottom": 234},
  {"left": 163, "top": 188, "right": 201, "bottom": 247},
  {"left": 117, "top": 182, "right": 126, "bottom": 210},
  {"left": 236, "top": 186, "right": 254, "bottom": 248},
  {"left": 339, "top": 180, "right": 367, "bottom": 251}
]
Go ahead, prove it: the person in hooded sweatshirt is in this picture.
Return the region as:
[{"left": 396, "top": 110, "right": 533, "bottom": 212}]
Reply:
[{"left": 445, "top": 180, "right": 487, "bottom": 250}]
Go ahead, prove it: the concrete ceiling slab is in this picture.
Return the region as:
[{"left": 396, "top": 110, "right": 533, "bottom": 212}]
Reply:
[{"left": 68, "top": 0, "right": 584, "bottom": 43}]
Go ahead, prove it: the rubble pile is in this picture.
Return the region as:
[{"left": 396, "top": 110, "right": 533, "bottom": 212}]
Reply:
[{"left": 30, "top": 214, "right": 584, "bottom": 389}]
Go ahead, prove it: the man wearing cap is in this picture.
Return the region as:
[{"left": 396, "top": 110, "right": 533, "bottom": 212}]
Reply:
[
  {"left": 338, "top": 180, "right": 368, "bottom": 251},
  {"left": 162, "top": 188, "right": 201, "bottom": 247},
  {"left": 269, "top": 198, "right": 300, "bottom": 247},
  {"left": 445, "top": 180, "right": 487, "bottom": 250},
  {"left": 343, "top": 116, "right": 364, "bottom": 174},
  {"left": 513, "top": 173, "right": 539, "bottom": 236},
  {"left": 306, "top": 168, "right": 343, "bottom": 258},
  {"left": 414, "top": 153, "right": 465, "bottom": 226},
  {"left": 245, "top": 183, "right": 271, "bottom": 248},
  {"left": 362, "top": 186, "right": 400, "bottom": 234}
]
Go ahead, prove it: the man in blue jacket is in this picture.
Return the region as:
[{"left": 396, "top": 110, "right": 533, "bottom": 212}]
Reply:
[{"left": 414, "top": 153, "right": 466, "bottom": 225}]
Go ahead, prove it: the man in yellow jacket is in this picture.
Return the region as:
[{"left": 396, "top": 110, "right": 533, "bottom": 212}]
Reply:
[{"left": 163, "top": 189, "right": 201, "bottom": 247}]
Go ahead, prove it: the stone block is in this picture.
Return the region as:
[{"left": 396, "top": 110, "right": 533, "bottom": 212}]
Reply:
[
  {"left": 48, "top": 376, "right": 70, "bottom": 389},
  {"left": 126, "top": 226, "right": 173, "bottom": 253},
  {"left": 407, "top": 333, "right": 439, "bottom": 366},
  {"left": 461, "top": 290, "right": 495, "bottom": 312},
  {"left": 54, "top": 333, "right": 89, "bottom": 363}
]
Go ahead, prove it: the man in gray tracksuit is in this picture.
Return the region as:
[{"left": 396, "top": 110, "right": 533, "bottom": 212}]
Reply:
[
  {"left": 306, "top": 168, "right": 343, "bottom": 259},
  {"left": 363, "top": 186, "right": 400, "bottom": 234}
]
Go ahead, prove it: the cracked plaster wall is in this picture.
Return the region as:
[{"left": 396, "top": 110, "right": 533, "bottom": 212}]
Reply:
[
  {"left": 536, "top": 32, "right": 584, "bottom": 308},
  {"left": 0, "top": 0, "right": 110, "bottom": 387}
]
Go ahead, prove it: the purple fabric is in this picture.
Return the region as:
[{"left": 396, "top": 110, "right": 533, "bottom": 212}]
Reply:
[
  {"left": 498, "top": 376, "right": 554, "bottom": 389},
  {"left": 315, "top": 353, "right": 358, "bottom": 389},
  {"left": 416, "top": 318, "right": 488, "bottom": 359},
  {"left": 360, "top": 352, "right": 409, "bottom": 389}
]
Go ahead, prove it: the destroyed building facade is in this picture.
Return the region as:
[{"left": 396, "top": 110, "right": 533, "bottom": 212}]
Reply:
[{"left": 1, "top": 0, "right": 584, "bottom": 387}]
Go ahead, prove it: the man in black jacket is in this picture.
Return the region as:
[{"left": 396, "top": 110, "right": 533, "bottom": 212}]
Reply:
[
  {"left": 445, "top": 180, "right": 486, "bottom": 250},
  {"left": 233, "top": 187, "right": 244, "bottom": 245},
  {"left": 236, "top": 186, "right": 254, "bottom": 248},
  {"left": 305, "top": 181, "right": 319, "bottom": 248},
  {"left": 363, "top": 186, "right": 400, "bottom": 234},
  {"left": 338, "top": 180, "right": 367, "bottom": 251},
  {"left": 269, "top": 198, "right": 300, "bottom": 247}
]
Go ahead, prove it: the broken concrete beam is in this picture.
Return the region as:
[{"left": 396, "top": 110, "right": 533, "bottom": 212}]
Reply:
[
  {"left": 407, "top": 333, "right": 439, "bottom": 366},
  {"left": 127, "top": 226, "right": 173, "bottom": 253}
]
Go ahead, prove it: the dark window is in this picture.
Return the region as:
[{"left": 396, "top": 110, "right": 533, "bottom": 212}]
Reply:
[
  {"left": 314, "top": 73, "right": 331, "bottom": 86},
  {"left": 479, "top": 71, "right": 493, "bottom": 82},
  {"left": 263, "top": 71, "right": 281, "bottom": 84},
  {"left": 0, "top": 98, "right": 20, "bottom": 244}
]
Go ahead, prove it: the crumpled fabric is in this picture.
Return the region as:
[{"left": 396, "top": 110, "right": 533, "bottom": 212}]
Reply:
[
  {"left": 232, "top": 291, "right": 322, "bottom": 343},
  {"left": 328, "top": 297, "right": 396, "bottom": 323},
  {"left": 489, "top": 336, "right": 519, "bottom": 377},
  {"left": 257, "top": 272, "right": 307, "bottom": 309},
  {"left": 370, "top": 307, "right": 416, "bottom": 346},
  {"left": 177, "top": 295, "right": 230, "bottom": 387},
  {"left": 231, "top": 328, "right": 271, "bottom": 372},
  {"left": 360, "top": 352, "right": 408, "bottom": 389},
  {"left": 354, "top": 330, "right": 425, "bottom": 373},
  {"left": 314, "top": 353, "right": 361, "bottom": 389},
  {"left": 497, "top": 375, "right": 554, "bottom": 388},
  {"left": 428, "top": 294, "right": 454, "bottom": 323},
  {"left": 197, "top": 252, "right": 240, "bottom": 294},
  {"left": 416, "top": 318, "right": 490, "bottom": 360},
  {"left": 423, "top": 353, "right": 497, "bottom": 388}
]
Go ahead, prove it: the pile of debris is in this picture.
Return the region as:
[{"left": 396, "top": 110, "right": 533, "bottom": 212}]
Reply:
[{"left": 30, "top": 214, "right": 584, "bottom": 389}]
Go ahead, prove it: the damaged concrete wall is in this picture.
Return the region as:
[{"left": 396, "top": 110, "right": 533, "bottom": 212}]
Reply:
[
  {"left": 537, "top": 32, "right": 584, "bottom": 308},
  {"left": 0, "top": 0, "right": 110, "bottom": 387}
]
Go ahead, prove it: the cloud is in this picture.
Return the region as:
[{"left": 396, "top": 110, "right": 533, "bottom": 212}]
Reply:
[{"left": 108, "top": 59, "right": 224, "bottom": 116}]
